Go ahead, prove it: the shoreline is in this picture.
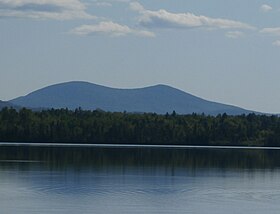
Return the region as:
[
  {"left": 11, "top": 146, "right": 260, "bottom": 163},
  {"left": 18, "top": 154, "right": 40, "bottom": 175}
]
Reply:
[{"left": 1, "top": 142, "right": 280, "bottom": 150}]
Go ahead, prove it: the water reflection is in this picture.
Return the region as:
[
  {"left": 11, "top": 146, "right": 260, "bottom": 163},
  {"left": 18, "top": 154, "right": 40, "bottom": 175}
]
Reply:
[
  {"left": 1, "top": 146, "right": 280, "bottom": 214},
  {"left": 0, "top": 146, "right": 279, "bottom": 172}
]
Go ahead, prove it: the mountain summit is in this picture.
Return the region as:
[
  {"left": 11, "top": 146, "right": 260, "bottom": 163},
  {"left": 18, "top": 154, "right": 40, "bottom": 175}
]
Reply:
[{"left": 9, "top": 81, "right": 252, "bottom": 115}]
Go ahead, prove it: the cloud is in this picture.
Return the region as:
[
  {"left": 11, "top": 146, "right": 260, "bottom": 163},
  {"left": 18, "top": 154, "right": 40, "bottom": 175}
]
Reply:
[
  {"left": 273, "top": 40, "right": 280, "bottom": 46},
  {"left": 0, "top": 0, "right": 94, "bottom": 20},
  {"left": 260, "top": 27, "right": 280, "bottom": 36},
  {"left": 71, "top": 21, "right": 155, "bottom": 37},
  {"left": 112, "top": 0, "right": 131, "bottom": 2},
  {"left": 225, "top": 31, "right": 244, "bottom": 39},
  {"left": 129, "top": 2, "right": 144, "bottom": 12},
  {"left": 95, "top": 2, "right": 112, "bottom": 7},
  {"left": 260, "top": 4, "right": 272, "bottom": 13},
  {"left": 260, "top": 28, "right": 280, "bottom": 46},
  {"left": 129, "top": 2, "right": 255, "bottom": 30}
]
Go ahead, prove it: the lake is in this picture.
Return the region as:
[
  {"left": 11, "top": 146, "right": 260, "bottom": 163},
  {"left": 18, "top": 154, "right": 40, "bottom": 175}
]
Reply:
[{"left": 1, "top": 144, "right": 280, "bottom": 213}]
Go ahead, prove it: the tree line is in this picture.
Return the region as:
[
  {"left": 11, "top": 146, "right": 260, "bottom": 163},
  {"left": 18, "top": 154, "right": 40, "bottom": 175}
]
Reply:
[{"left": 0, "top": 107, "right": 280, "bottom": 146}]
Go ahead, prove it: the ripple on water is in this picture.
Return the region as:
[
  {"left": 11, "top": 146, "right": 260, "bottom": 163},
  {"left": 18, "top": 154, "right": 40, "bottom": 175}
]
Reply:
[{"left": 1, "top": 162, "right": 280, "bottom": 213}]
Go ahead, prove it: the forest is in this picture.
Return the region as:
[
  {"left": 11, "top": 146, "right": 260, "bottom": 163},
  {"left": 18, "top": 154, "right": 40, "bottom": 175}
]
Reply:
[{"left": 0, "top": 107, "right": 280, "bottom": 146}]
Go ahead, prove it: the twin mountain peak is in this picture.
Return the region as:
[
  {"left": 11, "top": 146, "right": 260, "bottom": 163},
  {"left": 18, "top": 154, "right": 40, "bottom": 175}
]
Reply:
[{"left": 5, "top": 81, "right": 252, "bottom": 115}]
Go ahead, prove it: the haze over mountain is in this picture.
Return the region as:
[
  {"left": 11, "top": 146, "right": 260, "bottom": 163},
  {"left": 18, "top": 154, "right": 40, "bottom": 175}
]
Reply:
[{"left": 9, "top": 81, "right": 253, "bottom": 115}]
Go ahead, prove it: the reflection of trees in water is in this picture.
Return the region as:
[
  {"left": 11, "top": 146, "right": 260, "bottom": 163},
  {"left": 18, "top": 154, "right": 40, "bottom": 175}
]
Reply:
[{"left": 0, "top": 146, "right": 279, "bottom": 172}]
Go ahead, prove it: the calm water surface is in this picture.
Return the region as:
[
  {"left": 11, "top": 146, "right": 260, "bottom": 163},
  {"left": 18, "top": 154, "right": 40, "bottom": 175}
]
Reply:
[{"left": 1, "top": 145, "right": 280, "bottom": 213}]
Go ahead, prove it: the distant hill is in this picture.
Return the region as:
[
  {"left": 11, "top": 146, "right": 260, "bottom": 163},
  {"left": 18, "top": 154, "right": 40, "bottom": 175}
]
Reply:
[
  {"left": 0, "top": 100, "right": 17, "bottom": 109},
  {"left": 9, "top": 81, "right": 253, "bottom": 115}
]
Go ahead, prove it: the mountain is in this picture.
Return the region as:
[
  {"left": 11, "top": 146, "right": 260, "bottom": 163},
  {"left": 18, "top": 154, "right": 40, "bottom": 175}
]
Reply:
[
  {"left": 0, "top": 100, "right": 17, "bottom": 109},
  {"left": 9, "top": 81, "right": 253, "bottom": 115}
]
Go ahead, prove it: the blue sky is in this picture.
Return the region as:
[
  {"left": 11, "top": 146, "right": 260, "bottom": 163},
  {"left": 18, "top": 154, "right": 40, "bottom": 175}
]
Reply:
[{"left": 1, "top": 0, "right": 280, "bottom": 113}]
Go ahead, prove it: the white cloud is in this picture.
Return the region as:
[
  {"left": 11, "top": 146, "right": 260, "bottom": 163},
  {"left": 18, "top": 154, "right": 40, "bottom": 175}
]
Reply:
[
  {"left": 0, "top": 0, "right": 94, "bottom": 20},
  {"left": 95, "top": 2, "right": 112, "bottom": 7},
  {"left": 113, "top": 0, "right": 131, "bottom": 2},
  {"left": 225, "top": 31, "right": 244, "bottom": 39},
  {"left": 129, "top": 2, "right": 144, "bottom": 12},
  {"left": 71, "top": 21, "right": 155, "bottom": 37},
  {"left": 260, "top": 27, "right": 280, "bottom": 36},
  {"left": 260, "top": 4, "right": 273, "bottom": 13},
  {"left": 273, "top": 40, "right": 280, "bottom": 46},
  {"left": 129, "top": 2, "right": 255, "bottom": 30},
  {"left": 260, "top": 28, "right": 280, "bottom": 46},
  {"left": 91, "top": 0, "right": 130, "bottom": 4}
]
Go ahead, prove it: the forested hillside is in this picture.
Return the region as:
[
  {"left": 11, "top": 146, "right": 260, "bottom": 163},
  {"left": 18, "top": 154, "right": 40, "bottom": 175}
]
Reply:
[{"left": 0, "top": 107, "right": 279, "bottom": 146}]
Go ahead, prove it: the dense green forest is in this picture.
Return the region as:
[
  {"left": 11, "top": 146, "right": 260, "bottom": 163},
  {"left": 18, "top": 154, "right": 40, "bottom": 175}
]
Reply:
[{"left": 0, "top": 107, "right": 280, "bottom": 146}]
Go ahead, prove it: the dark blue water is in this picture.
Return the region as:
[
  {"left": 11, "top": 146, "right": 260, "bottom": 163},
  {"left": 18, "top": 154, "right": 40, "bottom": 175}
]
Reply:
[{"left": 0, "top": 145, "right": 280, "bottom": 213}]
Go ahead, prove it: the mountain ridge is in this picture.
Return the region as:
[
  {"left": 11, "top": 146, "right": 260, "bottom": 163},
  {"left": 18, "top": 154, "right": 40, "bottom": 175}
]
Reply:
[
  {"left": 0, "top": 100, "right": 18, "bottom": 109},
  {"left": 9, "top": 81, "right": 253, "bottom": 115}
]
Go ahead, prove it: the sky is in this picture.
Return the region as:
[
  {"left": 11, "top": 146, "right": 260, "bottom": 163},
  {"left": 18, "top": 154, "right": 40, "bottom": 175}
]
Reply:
[{"left": 1, "top": 0, "right": 280, "bottom": 113}]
